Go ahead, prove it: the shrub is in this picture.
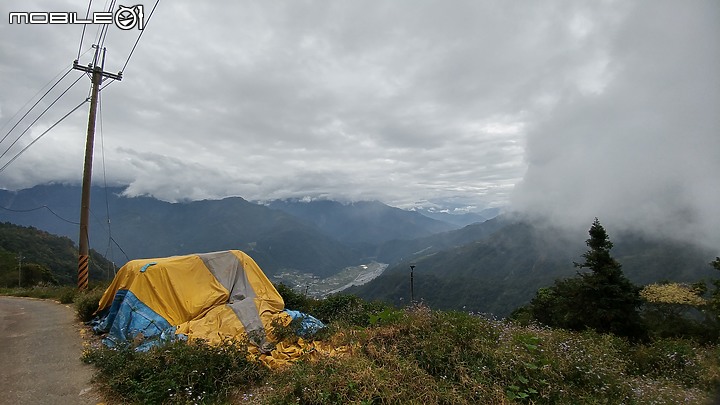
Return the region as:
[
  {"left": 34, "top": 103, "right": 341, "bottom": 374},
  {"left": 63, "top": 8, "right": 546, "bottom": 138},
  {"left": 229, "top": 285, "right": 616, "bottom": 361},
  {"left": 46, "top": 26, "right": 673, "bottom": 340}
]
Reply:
[
  {"left": 274, "top": 283, "right": 396, "bottom": 327},
  {"left": 311, "top": 294, "right": 393, "bottom": 327},
  {"left": 79, "top": 293, "right": 719, "bottom": 404},
  {"left": 258, "top": 353, "right": 465, "bottom": 405},
  {"left": 58, "top": 286, "right": 77, "bottom": 304},
  {"left": 275, "top": 283, "right": 315, "bottom": 313},
  {"left": 82, "top": 339, "right": 266, "bottom": 404},
  {"left": 74, "top": 288, "right": 105, "bottom": 322},
  {"left": 626, "top": 339, "right": 709, "bottom": 388}
]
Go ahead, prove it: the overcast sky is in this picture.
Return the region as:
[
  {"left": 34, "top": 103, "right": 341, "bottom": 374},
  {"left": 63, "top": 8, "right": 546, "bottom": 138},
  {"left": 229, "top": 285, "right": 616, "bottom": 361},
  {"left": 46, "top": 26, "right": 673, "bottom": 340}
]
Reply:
[{"left": 0, "top": 1, "right": 718, "bottom": 247}]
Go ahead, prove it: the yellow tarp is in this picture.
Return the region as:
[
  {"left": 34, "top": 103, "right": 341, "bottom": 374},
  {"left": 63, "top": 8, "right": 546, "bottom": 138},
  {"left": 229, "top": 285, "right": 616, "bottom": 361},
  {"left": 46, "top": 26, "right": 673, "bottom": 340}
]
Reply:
[
  {"left": 95, "top": 249, "right": 348, "bottom": 368},
  {"left": 96, "top": 250, "right": 284, "bottom": 347}
]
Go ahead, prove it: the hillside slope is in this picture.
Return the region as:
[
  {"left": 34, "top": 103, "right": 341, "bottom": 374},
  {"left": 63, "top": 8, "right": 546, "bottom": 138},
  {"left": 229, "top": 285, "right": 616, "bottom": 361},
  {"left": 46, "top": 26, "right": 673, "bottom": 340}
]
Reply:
[
  {"left": 0, "top": 185, "right": 361, "bottom": 277},
  {"left": 0, "top": 222, "right": 114, "bottom": 286},
  {"left": 267, "top": 199, "right": 456, "bottom": 245},
  {"left": 353, "top": 220, "right": 717, "bottom": 316}
]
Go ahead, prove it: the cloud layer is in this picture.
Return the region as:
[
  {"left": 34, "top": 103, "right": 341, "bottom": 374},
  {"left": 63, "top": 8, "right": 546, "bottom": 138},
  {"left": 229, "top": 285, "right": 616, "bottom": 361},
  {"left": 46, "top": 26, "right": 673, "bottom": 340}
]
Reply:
[
  {"left": 511, "top": 0, "right": 720, "bottom": 248},
  {"left": 1, "top": 1, "right": 718, "bottom": 248}
]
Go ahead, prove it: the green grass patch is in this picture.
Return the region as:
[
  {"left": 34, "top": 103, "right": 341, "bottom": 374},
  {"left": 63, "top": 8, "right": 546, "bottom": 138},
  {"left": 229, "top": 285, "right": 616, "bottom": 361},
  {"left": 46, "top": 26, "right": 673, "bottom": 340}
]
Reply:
[
  {"left": 82, "top": 339, "right": 266, "bottom": 404},
  {"left": 1, "top": 284, "right": 80, "bottom": 302},
  {"left": 73, "top": 287, "right": 106, "bottom": 322},
  {"left": 81, "top": 296, "right": 719, "bottom": 404}
]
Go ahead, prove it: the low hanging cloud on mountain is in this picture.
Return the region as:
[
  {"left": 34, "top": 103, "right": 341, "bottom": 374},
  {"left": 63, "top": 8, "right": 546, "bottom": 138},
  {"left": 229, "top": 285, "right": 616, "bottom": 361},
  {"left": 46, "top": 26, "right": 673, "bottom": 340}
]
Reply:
[
  {"left": 0, "top": 0, "right": 717, "bottom": 250},
  {"left": 511, "top": 1, "right": 720, "bottom": 249}
]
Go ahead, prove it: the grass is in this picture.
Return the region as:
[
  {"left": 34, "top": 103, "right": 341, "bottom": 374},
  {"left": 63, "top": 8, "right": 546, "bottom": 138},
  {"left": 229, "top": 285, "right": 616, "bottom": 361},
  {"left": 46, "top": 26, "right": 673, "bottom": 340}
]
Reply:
[
  {"left": 6, "top": 285, "right": 717, "bottom": 403},
  {"left": 78, "top": 301, "right": 720, "bottom": 405},
  {"left": 258, "top": 306, "right": 719, "bottom": 404},
  {"left": 83, "top": 338, "right": 267, "bottom": 404},
  {"left": 0, "top": 284, "right": 79, "bottom": 303},
  {"left": 0, "top": 282, "right": 108, "bottom": 311}
]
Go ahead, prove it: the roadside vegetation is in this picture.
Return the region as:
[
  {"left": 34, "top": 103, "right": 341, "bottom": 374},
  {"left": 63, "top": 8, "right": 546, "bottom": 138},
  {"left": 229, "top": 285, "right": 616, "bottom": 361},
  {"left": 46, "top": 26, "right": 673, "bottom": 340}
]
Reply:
[
  {"left": 3, "top": 219, "right": 720, "bottom": 403},
  {"left": 79, "top": 298, "right": 720, "bottom": 404}
]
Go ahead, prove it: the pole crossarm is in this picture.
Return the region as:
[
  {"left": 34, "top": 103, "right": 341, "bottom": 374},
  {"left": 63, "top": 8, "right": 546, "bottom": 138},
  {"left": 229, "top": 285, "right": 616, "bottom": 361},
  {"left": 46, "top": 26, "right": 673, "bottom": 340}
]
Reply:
[{"left": 72, "top": 60, "right": 123, "bottom": 81}]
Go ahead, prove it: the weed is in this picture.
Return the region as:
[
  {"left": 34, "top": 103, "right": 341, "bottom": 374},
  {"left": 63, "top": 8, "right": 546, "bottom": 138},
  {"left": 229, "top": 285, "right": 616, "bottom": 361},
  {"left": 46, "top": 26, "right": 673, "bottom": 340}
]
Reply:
[
  {"left": 627, "top": 338, "right": 709, "bottom": 388},
  {"left": 368, "top": 307, "right": 402, "bottom": 326},
  {"left": 82, "top": 338, "right": 266, "bottom": 404},
  {"left": 79, "top": 296, "right": 719, "bottom": 405},
  {"left": 506, "top": 333, "right": 548, "bottom": 402},
  {"left": 57, "top": 286, "right": 77, "bottom": 304},
  {"left": 74, "top": 288, "right": 105, "bottom": 322}
]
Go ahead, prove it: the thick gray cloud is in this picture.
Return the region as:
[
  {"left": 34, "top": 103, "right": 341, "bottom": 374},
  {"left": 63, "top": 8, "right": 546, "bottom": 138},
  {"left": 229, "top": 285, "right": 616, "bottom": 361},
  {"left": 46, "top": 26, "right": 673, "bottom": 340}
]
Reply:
[
  {"left": 1, "top": 1, "right": 718, "bottom": 248},
  {"left": 511, "top": 0, "right": 720, "bottom": 248}
]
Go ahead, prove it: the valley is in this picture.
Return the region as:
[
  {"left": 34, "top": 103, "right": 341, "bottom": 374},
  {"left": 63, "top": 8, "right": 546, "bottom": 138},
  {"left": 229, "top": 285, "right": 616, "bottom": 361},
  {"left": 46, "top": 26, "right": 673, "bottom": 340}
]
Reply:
[{"left": 272, "top": 261, "right": 388, "bottom": 298}]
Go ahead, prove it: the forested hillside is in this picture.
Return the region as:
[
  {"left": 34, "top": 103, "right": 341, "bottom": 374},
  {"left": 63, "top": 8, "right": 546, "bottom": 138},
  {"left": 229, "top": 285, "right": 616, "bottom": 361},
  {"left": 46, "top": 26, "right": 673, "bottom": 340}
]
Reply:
[
  {"left": 0, "top": 222, "right": 114, "bottom": 287},
  {"left": 353, "top": 220, "right": 718, "bottom": 316}
]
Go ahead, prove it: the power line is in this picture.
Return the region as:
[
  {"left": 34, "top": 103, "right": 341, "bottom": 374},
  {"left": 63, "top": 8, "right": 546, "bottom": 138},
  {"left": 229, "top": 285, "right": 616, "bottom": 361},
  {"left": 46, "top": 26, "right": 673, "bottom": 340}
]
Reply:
[
  {"left": 98, "top": 0, "right": 118, "bottom": 53},
  {"left": 89, "top": 207, "right": 130, "bottom": 263},
  {"left": 121, "top": 0, "right": 160, "bottom": 74},
  {"left": 90, "top": 0, "right": 110, "bottom": 58},
  {"left": 76, "top": 0, "right": 94, "bottom": 60},
  {"left": 97, "top": 90, "right": 119, "bottom": 265},
  {"left": 0, "top": 205, "right": 80, "bottom": 225},
  {"left": 0, "top": 73, "right": 85, "bottom": 162},
  {"left": 0, "top": 99, "right": 89, "bottom": 175},
  {"left": 0, "top": 68, "right": 73, "bottom": 144}
]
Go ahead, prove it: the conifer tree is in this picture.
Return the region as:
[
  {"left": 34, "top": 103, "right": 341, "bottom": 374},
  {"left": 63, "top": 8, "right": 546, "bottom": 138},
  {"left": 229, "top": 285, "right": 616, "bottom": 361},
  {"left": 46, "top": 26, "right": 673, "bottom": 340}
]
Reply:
[
  {"left": 573, "top": 218, "right": 645, "bottom": 338},
  {"left": 525, "top": 218, "right": 646, "bottom": 339}
]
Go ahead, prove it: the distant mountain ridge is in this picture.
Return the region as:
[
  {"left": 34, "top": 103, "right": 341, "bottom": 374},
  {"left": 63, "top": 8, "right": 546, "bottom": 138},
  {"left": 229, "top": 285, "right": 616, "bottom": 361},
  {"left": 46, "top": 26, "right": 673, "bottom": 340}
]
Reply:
[
  {"left": 2, "top": 184, "right": 716, "bottom": 318},
  {"left": 351, "top": 219, "right": 718, "bottom": 316},
  {"left": 267, "top": 199, "right": 456, "bottom": 245},
  {"left": 411, "top": 206, "right": 501, "bottom": 227},
  {"left": 0, "top": 185, "right": 362, "bottom": 277},
  {"left": 0, "top": 184, "right": 466, "bottom": 276}
]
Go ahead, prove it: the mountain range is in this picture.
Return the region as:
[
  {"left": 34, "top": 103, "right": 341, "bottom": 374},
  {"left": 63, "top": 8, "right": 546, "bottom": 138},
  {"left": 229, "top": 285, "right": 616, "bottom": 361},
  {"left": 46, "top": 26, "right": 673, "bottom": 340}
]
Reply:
[
  {"left": 350, "top": 219, "right": 717, "bottom": 316},
  {"left": 0, "top": 184, "right": 473, "bottom": 277},
  {"left": 0, "top": 184, "right": 716, "bottom": 316}
]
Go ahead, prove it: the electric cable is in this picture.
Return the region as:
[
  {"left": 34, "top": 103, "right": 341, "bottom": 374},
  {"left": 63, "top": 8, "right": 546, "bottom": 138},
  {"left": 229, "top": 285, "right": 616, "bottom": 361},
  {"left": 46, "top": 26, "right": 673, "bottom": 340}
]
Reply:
[
  {"left": 89, "top": 207, "right": 130, "bottom": 262},
  {"left": 0, "top": 205, "right": 79, "bottom": 225},
  {"left": 90, "top": 0, "right": 112, "bottom": 56},
  {"left": 0, "top": 73, "right": 85, "bottom": 162},
  {"left": 121, "top": 0, "right": 160, "bottom": 73},
  {"left": 0, "top": 98, "right": 89, "bottom": 175},
  {"left": 76, "top": 0, "right": 94, "bottom": 60},
  {"left": 97, "top": 91, "right": 117, "bottom": 266},
  {"left": 0, "top": 68, "right": 73, "bottom": 145},
  {"left": 97, "top": 0, "right": 117, "bottom": 54}
]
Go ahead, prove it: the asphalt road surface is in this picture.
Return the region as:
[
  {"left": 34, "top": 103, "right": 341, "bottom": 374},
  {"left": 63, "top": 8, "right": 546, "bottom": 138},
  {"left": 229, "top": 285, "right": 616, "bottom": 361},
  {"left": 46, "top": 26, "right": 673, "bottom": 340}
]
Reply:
[{"left": 0, "top": 296, "right": 102, "bottom": 405}]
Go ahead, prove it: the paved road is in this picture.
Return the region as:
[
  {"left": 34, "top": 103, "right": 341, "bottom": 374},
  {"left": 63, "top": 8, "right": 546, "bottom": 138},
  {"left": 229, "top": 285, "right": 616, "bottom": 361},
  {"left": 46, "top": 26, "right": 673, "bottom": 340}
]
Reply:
[{"left": 0, "top": 296, "right": 102, "bottom": 405}]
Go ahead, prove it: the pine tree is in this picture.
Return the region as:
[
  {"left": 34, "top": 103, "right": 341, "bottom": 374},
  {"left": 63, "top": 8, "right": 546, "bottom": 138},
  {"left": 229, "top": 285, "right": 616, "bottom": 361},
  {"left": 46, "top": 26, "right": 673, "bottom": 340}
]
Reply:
[
  {"left": 525, "top": 218, "right": 647, "bottom": 340},
  {"left": 574, "top": 218, "right": 645, "bottom": 338}
]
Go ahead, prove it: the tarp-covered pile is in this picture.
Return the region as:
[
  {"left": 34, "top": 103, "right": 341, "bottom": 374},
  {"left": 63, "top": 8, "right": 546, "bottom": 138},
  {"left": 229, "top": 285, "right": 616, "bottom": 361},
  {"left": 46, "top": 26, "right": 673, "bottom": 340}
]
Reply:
[{"left": 92, "top": 250, "right": 338, "bottom": 367}]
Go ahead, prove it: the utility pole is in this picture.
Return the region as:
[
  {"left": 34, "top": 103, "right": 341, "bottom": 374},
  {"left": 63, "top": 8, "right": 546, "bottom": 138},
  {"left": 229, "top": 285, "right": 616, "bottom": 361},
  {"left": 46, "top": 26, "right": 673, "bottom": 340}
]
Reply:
[
  {"left": 73, "top": 46, "right": 121, "bottom": 290},
  {"left": 17, "top": 253, "right": 23, "bottom": 288},
  {"left": 409, "top": 265, "right": 415, "bottom": 304}
]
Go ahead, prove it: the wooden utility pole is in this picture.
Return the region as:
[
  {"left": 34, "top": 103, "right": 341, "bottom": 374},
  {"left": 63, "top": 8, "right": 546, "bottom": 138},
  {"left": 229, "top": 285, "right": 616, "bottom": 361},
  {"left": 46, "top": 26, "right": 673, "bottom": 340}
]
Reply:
[
  {"left": 410, "top": 265, "right": 415, "bottom": 304},
  {"left": 17, "top": 253, "right": 23, "bottom": 288},
  {"left": 73, "top": 46, "right": 121, "bottom": 290}
]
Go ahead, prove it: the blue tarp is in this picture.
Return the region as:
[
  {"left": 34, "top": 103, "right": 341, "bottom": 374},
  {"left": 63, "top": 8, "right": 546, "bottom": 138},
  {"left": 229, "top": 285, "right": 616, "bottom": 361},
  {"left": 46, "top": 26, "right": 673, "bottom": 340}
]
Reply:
[
  {"left": 92, "top": 289, "right": 182, "bottom": 351},
  {"left": 283, "top": 309, "right": 326, "bottom": 337}
]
